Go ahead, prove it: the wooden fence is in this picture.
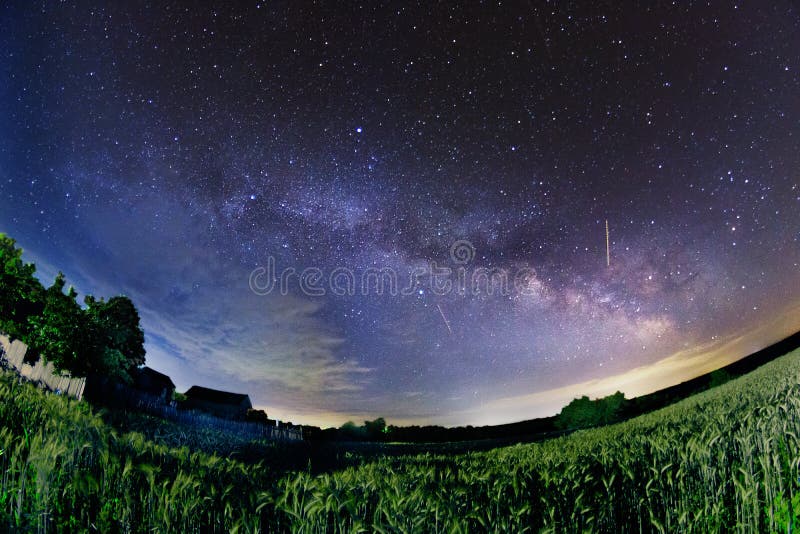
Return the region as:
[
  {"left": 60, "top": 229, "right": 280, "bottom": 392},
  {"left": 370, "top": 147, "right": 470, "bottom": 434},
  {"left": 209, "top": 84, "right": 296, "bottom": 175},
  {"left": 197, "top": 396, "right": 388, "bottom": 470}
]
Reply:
[
  {"left": 0, "top": 334, "right": 301, "bottom": 441},
  {"left": 0, "top": 334, "right": 86, "bottom": 399}
]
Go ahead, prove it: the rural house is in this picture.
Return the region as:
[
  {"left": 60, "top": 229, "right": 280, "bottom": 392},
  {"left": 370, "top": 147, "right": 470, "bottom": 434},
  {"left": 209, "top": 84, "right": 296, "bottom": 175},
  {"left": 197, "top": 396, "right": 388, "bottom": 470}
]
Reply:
[
  {"left": 183, "top": 385, "right": 252, "bottom": 419},
  {"left": 132, "top": 366, "right": 175, "bottom": 401}
]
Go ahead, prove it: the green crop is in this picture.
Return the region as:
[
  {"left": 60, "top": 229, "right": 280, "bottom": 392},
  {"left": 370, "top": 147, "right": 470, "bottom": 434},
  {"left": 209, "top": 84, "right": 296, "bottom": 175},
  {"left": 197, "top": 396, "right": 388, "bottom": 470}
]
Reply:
[{"left": 2, "top": 347, "right": 800, "bottom": 531}]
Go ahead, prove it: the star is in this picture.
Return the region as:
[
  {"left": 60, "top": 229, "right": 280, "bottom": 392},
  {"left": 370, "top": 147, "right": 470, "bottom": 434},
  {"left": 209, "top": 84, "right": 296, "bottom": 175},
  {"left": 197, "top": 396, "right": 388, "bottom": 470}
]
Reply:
[{"left": 0, "top": 1, "right": 797, "bottom": 427}]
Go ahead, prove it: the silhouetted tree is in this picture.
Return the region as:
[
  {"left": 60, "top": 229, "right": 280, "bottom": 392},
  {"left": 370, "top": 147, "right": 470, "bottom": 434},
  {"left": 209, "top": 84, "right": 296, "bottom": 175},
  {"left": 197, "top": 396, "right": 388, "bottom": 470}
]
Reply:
[
  {"left": 339, "top": 421, "right": 366, "bottom": 439},
  {"left": 364, "top": 417, "right": 387, "bottom": 439},
  {"left": 246, "top": 409, "right": 269, "bottom": 424},
  {"left": 556, "top": 391, "right": 627, "bottom": 430}
]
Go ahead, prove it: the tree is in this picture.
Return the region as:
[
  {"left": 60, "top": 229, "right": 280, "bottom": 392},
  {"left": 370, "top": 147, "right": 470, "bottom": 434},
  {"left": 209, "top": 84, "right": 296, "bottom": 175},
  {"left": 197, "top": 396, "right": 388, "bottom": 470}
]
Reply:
[
  {"left": 364, "top": 417, "right": 387, "bottom": 439},
  {"left": 339, "top": 421, "right": 366, "bottom": 439},
  {"left": 84, "top": 295, "right": 146, "bottom": 382},
  {"left": 1, "top": 233, "right": 147, "bottom": 382},
  {"left": 246, "top": 409, "right": 269, "bottom": 424},
  {"left": 597, "top": 391, "right": 627, "bottom": 423},
  {"left": 26, "top": 273, "right": 88, "bottom": 373},
  {"left": 25, "top": 276, "right": 146, "bottom": 381},
  {"left": 555, "top": 396, "right": 595, "bottom": 430},
  {"left": 0, "top": 234, "right": 44, "bottom": 338},
  {"left": 556, "top": 391, "right": 628, "bottom": 430}
]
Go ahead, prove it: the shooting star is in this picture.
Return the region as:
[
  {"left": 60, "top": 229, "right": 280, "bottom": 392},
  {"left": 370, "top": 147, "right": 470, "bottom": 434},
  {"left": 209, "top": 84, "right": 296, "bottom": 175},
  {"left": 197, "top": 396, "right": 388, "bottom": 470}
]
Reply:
[
  {"left": 606, "top": 219, "right": 611, "bottom": 267},
  {"left": 437, "top": 304, "right": 453, "bottom": 335}
]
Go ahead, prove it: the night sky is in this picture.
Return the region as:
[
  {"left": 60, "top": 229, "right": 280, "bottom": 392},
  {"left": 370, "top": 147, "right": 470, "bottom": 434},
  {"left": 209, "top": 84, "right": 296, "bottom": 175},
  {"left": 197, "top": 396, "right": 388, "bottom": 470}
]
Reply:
[{"left": 1, "top": 2, "right": 799, "bottom": 427}]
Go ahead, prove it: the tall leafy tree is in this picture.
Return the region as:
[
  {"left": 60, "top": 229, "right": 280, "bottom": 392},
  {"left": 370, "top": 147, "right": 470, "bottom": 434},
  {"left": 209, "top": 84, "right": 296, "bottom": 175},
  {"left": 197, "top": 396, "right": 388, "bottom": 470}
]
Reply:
[
  {"left": 0, "top": 234, "right": 44, "bottom": 338},
  {"left": 26, "top": 273, "right": 87, "bottom": 373},
  {"left": 2, "top": 233, "right": 146, "bottom": 382},
  {"left": 85, "top": 295, "right": 146, "bottom": 381}
]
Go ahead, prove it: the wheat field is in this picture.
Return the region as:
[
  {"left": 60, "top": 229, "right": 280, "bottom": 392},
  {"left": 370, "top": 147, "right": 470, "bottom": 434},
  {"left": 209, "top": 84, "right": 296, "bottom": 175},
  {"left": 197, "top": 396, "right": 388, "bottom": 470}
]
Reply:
[{"left": 1, "top": 348, "right": 799, "bottom": 532}]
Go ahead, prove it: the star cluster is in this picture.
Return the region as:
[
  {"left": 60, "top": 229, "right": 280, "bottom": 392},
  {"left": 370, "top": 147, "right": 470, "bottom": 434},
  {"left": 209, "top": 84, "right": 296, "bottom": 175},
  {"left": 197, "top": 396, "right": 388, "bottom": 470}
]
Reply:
[{"left": 1, "top": 2, "right": 799, "bottom": 426}]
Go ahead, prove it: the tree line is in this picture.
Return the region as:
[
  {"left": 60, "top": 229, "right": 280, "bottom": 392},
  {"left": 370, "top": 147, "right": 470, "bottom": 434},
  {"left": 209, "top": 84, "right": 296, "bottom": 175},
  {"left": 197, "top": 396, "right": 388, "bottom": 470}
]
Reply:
[
  {"left": 0, "top": 234, "right": 145, "bottom": 382},
  {"left": 323, "top": 394, "right": 627, "bottom": 442}
]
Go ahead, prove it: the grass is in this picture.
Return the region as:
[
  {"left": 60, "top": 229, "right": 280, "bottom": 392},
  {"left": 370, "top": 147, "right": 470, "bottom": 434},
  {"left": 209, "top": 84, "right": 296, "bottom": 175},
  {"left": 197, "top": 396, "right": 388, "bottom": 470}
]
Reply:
[{"left": 2, "top": 347, "right": 800, "bottom": 531}]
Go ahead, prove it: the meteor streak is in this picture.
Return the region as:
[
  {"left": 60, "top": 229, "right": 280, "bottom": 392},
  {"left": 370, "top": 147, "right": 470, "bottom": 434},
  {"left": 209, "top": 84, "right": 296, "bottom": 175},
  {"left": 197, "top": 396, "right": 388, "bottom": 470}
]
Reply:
[{"left": 437, "top": 304, "right": 453, "bottom": 335}]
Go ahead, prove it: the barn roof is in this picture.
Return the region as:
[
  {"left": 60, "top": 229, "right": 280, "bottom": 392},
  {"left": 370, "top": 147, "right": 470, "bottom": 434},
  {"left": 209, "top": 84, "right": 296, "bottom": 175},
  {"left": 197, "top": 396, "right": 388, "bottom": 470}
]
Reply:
[
  {"left": 184, "top": 385, "right": 250, "bottom": 405},
  {"left": 136, "top": 366, "right": 175, "bottom": 389}
]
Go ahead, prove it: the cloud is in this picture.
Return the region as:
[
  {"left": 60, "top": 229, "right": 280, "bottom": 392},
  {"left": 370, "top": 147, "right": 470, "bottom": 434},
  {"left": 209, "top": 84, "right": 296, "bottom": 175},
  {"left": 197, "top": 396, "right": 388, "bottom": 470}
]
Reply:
[
  {"left": 433, "top": 304, "right": 800, "bottom": 426},
  {"left": 12, "top": 187, "right": 374, "bottom": 421},
  {"left": 138, "top": 291, "right": 372, "bottom": 395}
]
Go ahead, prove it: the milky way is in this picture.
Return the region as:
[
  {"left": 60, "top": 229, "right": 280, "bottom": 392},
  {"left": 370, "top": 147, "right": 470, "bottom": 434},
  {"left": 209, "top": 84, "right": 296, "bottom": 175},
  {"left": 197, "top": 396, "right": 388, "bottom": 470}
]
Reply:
[{"left": 1, "top": 2, "right": 799, "bottom": 426}]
